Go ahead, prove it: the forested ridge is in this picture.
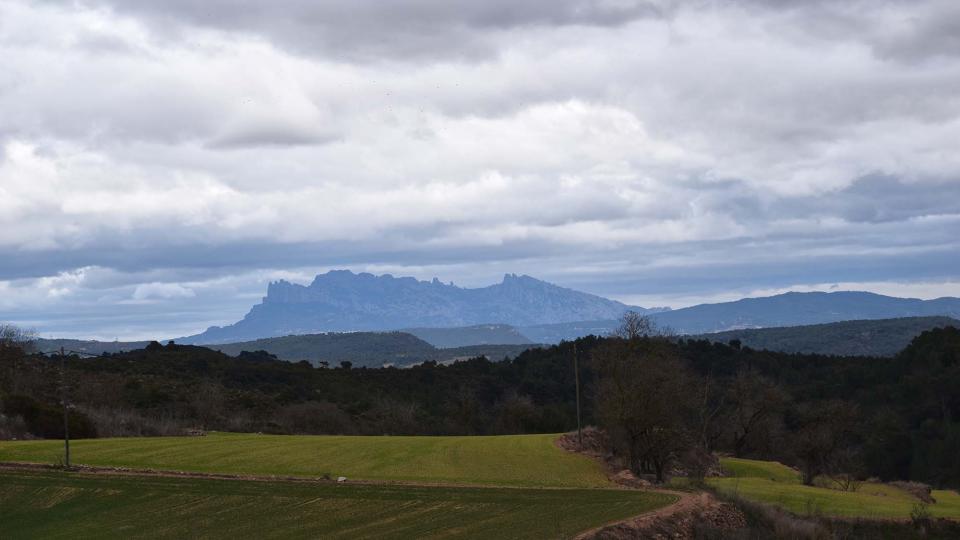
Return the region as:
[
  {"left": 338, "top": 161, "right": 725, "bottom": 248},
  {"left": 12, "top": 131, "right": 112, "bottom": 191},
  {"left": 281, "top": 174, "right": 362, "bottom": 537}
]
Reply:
[{"left": 2, "top": 326, "right": 958, "bottom": 488}]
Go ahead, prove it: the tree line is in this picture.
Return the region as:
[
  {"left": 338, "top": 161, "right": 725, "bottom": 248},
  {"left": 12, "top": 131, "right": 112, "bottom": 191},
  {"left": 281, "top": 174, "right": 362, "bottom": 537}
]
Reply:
[{"left": 1, "top": 319, "right": 958, "bottom": 488}]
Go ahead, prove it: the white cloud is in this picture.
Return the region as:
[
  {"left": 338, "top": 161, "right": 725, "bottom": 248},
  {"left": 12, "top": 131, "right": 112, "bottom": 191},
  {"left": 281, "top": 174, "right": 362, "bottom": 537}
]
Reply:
[
  {"left": 131, "top": 282, "right": 196, "bottom": 301},
  {"left": 1, "top": 0, "right": 959, "bottom": 337}
]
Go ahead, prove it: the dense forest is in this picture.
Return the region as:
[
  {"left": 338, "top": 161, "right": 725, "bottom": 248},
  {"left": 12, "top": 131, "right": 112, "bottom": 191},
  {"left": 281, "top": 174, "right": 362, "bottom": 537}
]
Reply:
[{"left": 1, "top": 324, "right": 958, "bottom": 488}]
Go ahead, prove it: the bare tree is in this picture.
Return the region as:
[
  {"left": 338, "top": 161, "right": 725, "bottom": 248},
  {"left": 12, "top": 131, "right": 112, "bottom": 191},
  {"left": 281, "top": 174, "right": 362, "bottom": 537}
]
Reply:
[
  {"left": 0, "top": 324, "right": 37, "bottom": 395},
  {"left": 791, "top": 400, "right": 860, "bottom": 486},
  {"left": 611, "top": 311, "right": 659, "bottom": 339},
  {"left": 594, "top": 336, "right": 694, "bottom": 483},
  {"left": 726, "top": 369, "right": 789, "bottom": 457},
  {"left": 694, "top": 372, "right": 726, "bottom": 453},
  {"left": 277, "top": 401, "right": 355, "bottom": 435},
  {"left": 367, "top": 396, "right": 422, "bottom": 435},
  {"left": 191, "top": 382, "right": 226, "bottom": 430},
  {"left": 0, "top": 324, "right": 36, "bottom": 352},
  {"left": 493, "top": 392, "right": 539, "bottom": 434}
]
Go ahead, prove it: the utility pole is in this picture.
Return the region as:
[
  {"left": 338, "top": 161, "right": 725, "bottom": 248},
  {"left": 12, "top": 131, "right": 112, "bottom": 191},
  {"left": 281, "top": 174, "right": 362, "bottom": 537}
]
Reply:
[
  {"left": 573, "top": 342, "right": 582, "bottom": 450},
  {"left": 60, "top": 346, "right": 70, "bottom": 469}
]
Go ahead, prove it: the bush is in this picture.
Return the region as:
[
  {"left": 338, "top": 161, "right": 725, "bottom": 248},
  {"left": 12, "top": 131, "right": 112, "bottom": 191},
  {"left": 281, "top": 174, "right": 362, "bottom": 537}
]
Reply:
[
  {"left": 910, "top": 501, "right": 932, "bottom": 529},
  {"left": 0, "top": 412, "right": 31, "bottom": 440},
  {"left": 79, "top": 406, "right": 186, "bottom": 437},
  {"left": 717, "top": 491, "right": 828, "bottom": 539},
  {"left": 1, "top": 395, "right": 97, "bottom": 439},
  {"left": 892, "top": 481, "right": 936, "bottom": 503}
]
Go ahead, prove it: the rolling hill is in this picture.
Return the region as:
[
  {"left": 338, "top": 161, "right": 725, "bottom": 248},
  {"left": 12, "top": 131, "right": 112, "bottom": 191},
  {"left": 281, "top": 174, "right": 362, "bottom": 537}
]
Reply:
[
  {"left": 523, "top": 292, "right": 960, "bottom": 342},
  {"left": 403, "top": 324, "right": 533, "bottom": 348},
  {"left": 707, "top": 457, "right": 960, "bottom": 520},
  {"left": 33, "top": 338, "right": 152, "bottom": 356},
  {"left": 207, "top": 332, "right": 437, "bottom": 367},
  {"left": 690, "top": 316, "right": 959, "bottom": 357},
  {"left": 35, "top": 332, "right": 535, "bottom": 368},
  {"left": 0, "top": 468, "right": 671, "bottom": 540},
  {"left": 209, "top": 332, "right": 534, "bottom": 367},
  {"left": 0, "top": 433, "right": 674, "bottom": 539},
  {"left": 0, "top": 432, "right": 611, "bottom": 487},
  {"left": 654, "top": 291, "right": 960, "bottom": 334}
]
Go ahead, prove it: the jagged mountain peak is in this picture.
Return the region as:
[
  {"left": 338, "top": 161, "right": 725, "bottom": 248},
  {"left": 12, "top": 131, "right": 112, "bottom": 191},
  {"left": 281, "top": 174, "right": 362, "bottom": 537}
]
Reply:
[{"left": 185, "top": 270, "right": 648, "bottom": 344}]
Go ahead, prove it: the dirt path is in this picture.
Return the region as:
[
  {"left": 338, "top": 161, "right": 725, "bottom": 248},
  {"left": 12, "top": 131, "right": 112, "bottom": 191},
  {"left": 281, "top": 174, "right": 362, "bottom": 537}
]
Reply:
[
  {"left": 572, "top": 488, "right": 696, "bottom": 540},
  {"left": 556, "top": 431, "right": 746, "bottom": 539}
]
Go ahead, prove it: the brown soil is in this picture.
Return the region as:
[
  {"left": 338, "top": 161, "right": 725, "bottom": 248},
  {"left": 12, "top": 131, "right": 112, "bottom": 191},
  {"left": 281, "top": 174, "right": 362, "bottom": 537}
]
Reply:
[{"left": 576, "top": 491, "right": 746, "bottom": 539}]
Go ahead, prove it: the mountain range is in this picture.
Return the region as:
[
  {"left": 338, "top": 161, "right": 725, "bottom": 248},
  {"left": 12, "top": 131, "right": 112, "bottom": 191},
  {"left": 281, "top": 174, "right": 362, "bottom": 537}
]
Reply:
[
  {"left": 653, "top": 290, "right": 960, "bottom": 334},
  {"left": 181, "top": 270, "right": 661, "bottom": 344},
  {"left": 177, "top": 270, "right": 960, "bottom": 345},
  {"left": 520, "top": 291, "right": 960, "bottom": 342}
]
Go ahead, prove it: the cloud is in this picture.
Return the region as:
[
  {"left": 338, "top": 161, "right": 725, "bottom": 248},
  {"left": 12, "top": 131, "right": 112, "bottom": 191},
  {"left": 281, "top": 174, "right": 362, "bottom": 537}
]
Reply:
[
  {"left": 50, "top": 0, "right": 668, "bottom": 61},
  {"left": 1, "top": 0, "right": 959, "bottom": 337},
  {"left": 131, "top": 282, "right": 196, "bottom": 301}
]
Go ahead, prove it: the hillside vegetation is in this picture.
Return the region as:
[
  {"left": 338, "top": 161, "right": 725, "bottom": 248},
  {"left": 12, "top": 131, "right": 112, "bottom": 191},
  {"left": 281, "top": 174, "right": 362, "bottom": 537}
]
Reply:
[
  {"left": 34, "top": 338, "right": 152, "bottom": 356},
  {"left": 0, "top": 432, "right": 609, "bottom": 488},
  {"left": 3, "top": 327, "right": 959, "bottom": 489},
  {"left": 711, "top": 457, "right": 960, "bottom": 520},
  {"left": 207, "top": 332, "right": 437, "bottom": 367},
  {"left": 0, "top": 468, "right": 673, "bottom": 540},
  {"left": 37, "top": 332, "right": 534, "bottom": 369},
  {"left": 693, "top": 316, "right": 958, "bottom": 356},
  {"left": 403, "top": 324, "right": 533, "bottom": 348}
]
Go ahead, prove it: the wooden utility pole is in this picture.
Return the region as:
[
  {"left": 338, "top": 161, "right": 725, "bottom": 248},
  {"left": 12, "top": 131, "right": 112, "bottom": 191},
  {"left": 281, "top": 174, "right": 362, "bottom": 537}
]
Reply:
[
  {"left": 60, "top": 347, "right": 70, "bottom": 469},
  {"left": 573, "top": 342, "right": 582, "bottom": 449}
]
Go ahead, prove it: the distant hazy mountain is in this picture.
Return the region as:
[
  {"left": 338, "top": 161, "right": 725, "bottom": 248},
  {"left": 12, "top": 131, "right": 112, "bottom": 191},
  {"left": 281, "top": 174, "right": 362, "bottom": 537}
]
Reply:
[
  {"left": 207, "top": 332, "right": 437, "bottom": 367},
  {"left": 37, "top": 332, "right": 534, "bottom": 368},
  {"left": 691, "top": 316, "right": 959, "bottom": 357},
  {"left": 521, "top": 292, "right": 960, "bottom": 342},
  {"left": 654, "top": 291, "right": 960, "bottom": 335},
  {"left": 208, "top": 332, "right": 533, "bottom": 368},
  {"left": 182, "top": 270, "right": 654, "bottom": 344},
  {"left": 34, "top": 338, "right": 151, "bottom": 356},
  {"left": 403, "top": 324, "right": 533, "bottom": 348},
  {"left": 519, "top": 320, "right": 622, "bottom": 344}
]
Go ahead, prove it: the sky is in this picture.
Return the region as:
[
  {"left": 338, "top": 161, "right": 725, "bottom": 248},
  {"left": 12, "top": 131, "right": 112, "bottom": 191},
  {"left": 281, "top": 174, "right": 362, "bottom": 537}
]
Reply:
[{"left": 1, "top": 0, "right": 959, "bottom": 340}]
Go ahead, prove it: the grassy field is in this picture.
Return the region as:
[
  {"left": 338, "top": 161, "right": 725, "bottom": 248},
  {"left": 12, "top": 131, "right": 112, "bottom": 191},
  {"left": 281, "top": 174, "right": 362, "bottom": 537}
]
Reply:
[
  {"left": 0, "top": 468, "right": 675, "bottom": 540},
  {"left": 711, "top": 457, "right": 960, "bottom": 519},
  {"left": 0, "top": 432, "right": 608, "bottom": 488}
]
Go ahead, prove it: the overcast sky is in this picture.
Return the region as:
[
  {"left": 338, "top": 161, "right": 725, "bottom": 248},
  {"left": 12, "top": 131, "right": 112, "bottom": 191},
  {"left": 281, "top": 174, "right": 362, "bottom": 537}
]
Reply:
[{"left": 2, "top": 0, "right": 959, "bottom": 340}]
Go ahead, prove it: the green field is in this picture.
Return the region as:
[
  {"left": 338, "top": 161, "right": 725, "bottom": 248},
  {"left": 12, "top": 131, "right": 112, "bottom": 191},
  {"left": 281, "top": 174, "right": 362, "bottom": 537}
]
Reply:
[
  {"left": 0, "top": 468, "right": 675, "bottom": 540},
  {"left": 0, "top": 432, "right": 607, "bottom": 488},
  {"left": 711, "top": 457, "right": 960, "bottom": 519}
]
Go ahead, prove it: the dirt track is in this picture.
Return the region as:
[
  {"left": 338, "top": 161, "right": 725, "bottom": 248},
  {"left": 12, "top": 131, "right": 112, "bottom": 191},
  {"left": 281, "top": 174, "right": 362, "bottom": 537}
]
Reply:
[{"left": 556, "top": 432, "right": 747, "bottom": 539}]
